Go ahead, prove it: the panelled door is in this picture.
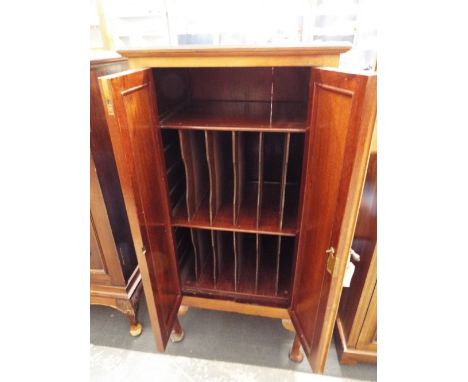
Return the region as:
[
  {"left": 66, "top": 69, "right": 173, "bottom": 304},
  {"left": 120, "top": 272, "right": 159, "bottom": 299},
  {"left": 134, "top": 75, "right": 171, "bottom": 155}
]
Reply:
[
  {"left": 290, "top": 67, "right": 376, "bottom": 373},
  {"left": 90, "top": 154, "right": 125, "bottom": 286},
  {"left": 98, "top": 68, "right": 182, "bottom": 351}
]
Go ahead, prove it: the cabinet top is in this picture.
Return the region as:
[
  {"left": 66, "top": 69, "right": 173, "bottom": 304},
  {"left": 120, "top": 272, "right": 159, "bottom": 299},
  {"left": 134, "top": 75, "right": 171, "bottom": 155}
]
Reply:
[{"left": 118, "top": 43, "right": 351, "bottom": 68}]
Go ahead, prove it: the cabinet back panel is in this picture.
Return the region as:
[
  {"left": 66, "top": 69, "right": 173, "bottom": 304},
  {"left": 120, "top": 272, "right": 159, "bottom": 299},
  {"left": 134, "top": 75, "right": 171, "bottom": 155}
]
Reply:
[
  {"left": 272, "top": 67, "right": 310, "bottom": 103},
  {"left": 153, "top": 68, "right": 191, "bottom": 117},
  {"left": 153, "top": 67, "right": 310, "bottom": 131},
  {"left": 189, "top": 68, "right": 273, "bottom": 102},
  {"left": 263, "top": 133, "right": 285, "bottom": 183},
  {"left": 287, "top": 133, "right": 305, "bottom": 185}
]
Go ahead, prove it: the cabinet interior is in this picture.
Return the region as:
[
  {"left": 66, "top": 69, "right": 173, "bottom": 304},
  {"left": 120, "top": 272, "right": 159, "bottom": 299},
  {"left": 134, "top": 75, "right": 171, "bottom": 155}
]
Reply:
[{"left": 157, "top": 67, "right": 309, "bottom": 307}]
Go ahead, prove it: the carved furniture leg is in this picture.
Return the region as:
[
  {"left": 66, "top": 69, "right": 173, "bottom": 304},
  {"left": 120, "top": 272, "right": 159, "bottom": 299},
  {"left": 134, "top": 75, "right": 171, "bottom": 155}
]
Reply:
[
  {"left": 127, "top": 309, "right": 143, "bottom": 337},
  {"left": 170, "top": 317, "right": 185, "bottom": 343},
  {"left": 116, "top": 282, "right": 143, "bottom": 337},
  {"left": 289, "top": 334, "right": 304, "bottom": 363}
]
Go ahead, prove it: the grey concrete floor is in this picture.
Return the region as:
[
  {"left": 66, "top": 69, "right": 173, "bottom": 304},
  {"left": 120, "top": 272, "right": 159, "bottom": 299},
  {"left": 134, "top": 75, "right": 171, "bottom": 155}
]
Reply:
[{"left": 90, "top": 294, "right": 376, "bottom": 381}]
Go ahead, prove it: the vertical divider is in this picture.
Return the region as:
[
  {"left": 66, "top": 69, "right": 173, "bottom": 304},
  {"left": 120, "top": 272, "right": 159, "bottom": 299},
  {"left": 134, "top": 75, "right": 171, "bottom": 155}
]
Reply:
[
  {"left": 189, "top": 229, "right": 200, "bottom": 282},
  {"left": 232, "top": 132, "right": 237, "bottom": 225},
  {"left": 231, "top": 132, "right": 238, "bottom": 290},
  {"left": 233, "top": 233, "right": 238, "bottom": 291},
  {"left": 274, "top": 236, "right": 282, "bottom": 296},
  {"left": 232, "top": 132, "right": 245, "bottom": 225},
  {"left": 178, "top": 130, "right": 195, "bottom": 220},
  {"left": 255, "top": 234, "right": 261, "bottom": 292},
  {"left": 275, "top": 133, "right": 290, "bottom": 295},
  {"left": 279, "top": 133, "right": 291, "bottom": 229},
  {"left": 256, "top": 132, "right": 264, "bottom": 227},
  {"left": 204, "top": 131, "right": 218, "bottom": 287},
  {"left": 204, "top": 131, "right": 217, "bottom": 223},
  {"left": 255, "top": 133, "right": 264, "bottom": 293}
]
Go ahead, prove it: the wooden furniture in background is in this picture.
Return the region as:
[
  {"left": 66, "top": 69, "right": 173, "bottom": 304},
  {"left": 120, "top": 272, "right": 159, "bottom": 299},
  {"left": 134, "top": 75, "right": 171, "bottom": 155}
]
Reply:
[
  {"left": 334, "top": 149, "right": 377, "bottom": 364},
  {"left": 90, "top": 56, "right": 143, "bottom": 336},
  {"left": 98, "top": 46, "right": 376, "bottom": 372}
]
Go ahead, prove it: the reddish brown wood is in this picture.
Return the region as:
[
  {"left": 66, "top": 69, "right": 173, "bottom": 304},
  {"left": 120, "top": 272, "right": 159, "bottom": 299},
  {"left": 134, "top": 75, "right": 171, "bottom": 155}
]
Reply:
[
  {"left": 289, "top": 68, "right": 376, "bottom": 372},
  {"left": 98, "top": 68, "right": 182, "bottom": 351},
  {"left": 279, "top": 134, "right": 291, "bottom": 229},
  {"left": 161, "top": 130, "right": 186, "bottom": 212},
  {"left": 161, "top": 101, "right": 308, "bottom": 132},
  {"left": 339, "top": 153, "right": 377, "bottom": 341},
  {"left": 171, "top": 187, "right": 297, "bottom": 236},
  {"left": 255, "top": 234, "right": 261, "bottom": 292},
  {"left": 189, "top": 228, "right": 200, "bottom": 281},
  {"left": 170, "top": 317, "right": 185, "bottom": 343},
  {"left": 289, "top": 335, "right": 304, "bottom": 363},
  {"left": 98, "top": 57, "right": 376, "bottom": 373},
  {"left": 233, "top": 232, "right": 244, "bottom": 291},
  {"left": 278, "top": 236, "right": 295, "bottom": 298},
  {"left": 155, "top": 67, "right": 310, "bottom": 132},
  {"left": 208, "top": 132, "right": 234, "bottom": 224},
  {"left": 178, "top": 130, "right": 209, "bottom": 220},
  {"left": 232, "top": 132, "right": 245, "bottom": 225},
  {"left": 275, "top": 236, "right": 283, "bottom": 296},
  {"left": 257, "top": 235, "right": 279, "bottom": 297},
  {"left": 256, "top": 133, "right": 264, "bottom": 227},
  {"left": 90, "top": 58, "right": 145, "bottom": 336}
]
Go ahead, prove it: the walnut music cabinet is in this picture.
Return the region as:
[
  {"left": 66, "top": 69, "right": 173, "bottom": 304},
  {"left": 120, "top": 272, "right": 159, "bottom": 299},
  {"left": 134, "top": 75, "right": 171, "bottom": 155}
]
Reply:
[{"left": 98, "top": 44, "right": 376, "bottom": 373}]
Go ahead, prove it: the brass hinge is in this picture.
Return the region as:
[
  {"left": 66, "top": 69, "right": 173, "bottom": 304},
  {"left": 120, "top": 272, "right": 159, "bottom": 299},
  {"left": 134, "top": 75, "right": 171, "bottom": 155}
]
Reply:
[
  {"left": 326, "top": 246, "right": 336, "bottom": 275},
  {"left": 105, "top": 98, "right": 115, "bottom": 116},
  {"left": 100, "top": 79, "right": 115, "bottom": 116}
]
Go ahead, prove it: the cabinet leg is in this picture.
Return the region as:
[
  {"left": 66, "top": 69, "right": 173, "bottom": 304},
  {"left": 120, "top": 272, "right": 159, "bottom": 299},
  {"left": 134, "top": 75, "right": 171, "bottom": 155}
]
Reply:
[
  {"left": 127, "top": 311, "right": 143, "bottom": 337},
  {"left": 289, "top": 335, "right": 304, "bottom": 363},
  {"left": 116, "top": 296, "right": 143, "bottom": 337},
  {"left": 170, "top": 317, "right": 185, "bottom": 343}
]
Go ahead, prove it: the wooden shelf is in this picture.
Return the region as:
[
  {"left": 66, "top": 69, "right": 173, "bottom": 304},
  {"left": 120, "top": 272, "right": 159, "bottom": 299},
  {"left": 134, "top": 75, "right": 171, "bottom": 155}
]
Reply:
[
  {"left": 171, "top": 185, "right": 298, "bottom": 236},
  {"left": 161, "top": 101, "right": 308, "bottom": 132}
]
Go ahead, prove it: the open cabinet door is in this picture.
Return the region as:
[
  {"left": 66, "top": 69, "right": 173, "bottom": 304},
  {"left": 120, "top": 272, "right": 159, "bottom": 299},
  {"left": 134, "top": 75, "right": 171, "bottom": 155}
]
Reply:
[
  {"left": 290, "top": 67, "right": 376, "bottom": 373},
  {"left": 99, "top": 68, "right": 182, "bottom": 351}
]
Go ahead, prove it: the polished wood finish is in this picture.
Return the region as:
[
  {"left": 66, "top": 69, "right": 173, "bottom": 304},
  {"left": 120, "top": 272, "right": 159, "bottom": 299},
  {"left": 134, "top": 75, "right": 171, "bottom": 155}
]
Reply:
[
  {"left": 90, "top": 57, "right": 144, "bottom": 336},
  {"left": 334, "top": 153, "right": 377, "bottom": 364},
  {"left": 120, "top": 44, "right": 351, "bottom": 68},
  {"left": 99, "top": 68, "right": 182, "bottom": 351},
  {"left": 335, "top": 316, "right": 376, "bottom": 365},
  {"left": 161, "top": 101, "right": 307, "bottom": 132},
  {"left": 289, "top": 335, "right": 304, "bottom": 363},
  {"left": 290, "top": 68, "right": 376, "bottom": 372},
  {"left": 99, "top": 47, "right": 376, "bottom": 374},
  {"left": 181, "top": 295, "right": 289, "bottom": 319},
  {"left": 170, "top": 318, "right": 185, "bottom": 343}
]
